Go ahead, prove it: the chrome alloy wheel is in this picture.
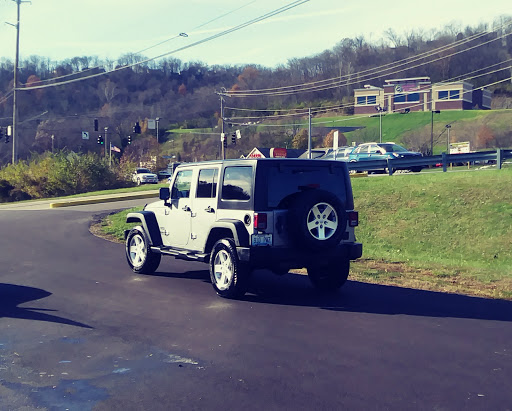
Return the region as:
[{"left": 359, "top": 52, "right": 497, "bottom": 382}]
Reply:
[
  {"left": 129, "top": 233, "right": 147, "bottom": 267},
  {"left": 212, "top": 249, "right": 234, "bottom": 291},
  {"left": 306, "top": 202, "right": 339, "bottom": 241}
]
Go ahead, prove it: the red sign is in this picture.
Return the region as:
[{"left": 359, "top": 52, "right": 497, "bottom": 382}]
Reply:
[{"left": 270, "top": 148, "right": 287, "bottom": 158}]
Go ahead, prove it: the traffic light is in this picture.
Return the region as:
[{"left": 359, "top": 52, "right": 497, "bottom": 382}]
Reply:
[
  {"left": 133, "top": 122, "right": 141, "bottom": 134},
  {"left": 0, "top": 127, "right": 3, "bottom": 142},
  {"left": 127, "top": 135, "right": 132, "bottom": 145},
  {"left": 231, "top": 133, "right": 236, "bottom": 145},
  {"left": 94, "top": 118, "right": 99, "bottom": 131},
  {"left": 223, "top": 136, "right": 227, "bottom": 149},
  {"left": 97, "top": 136, "right": 104, "bottom": 145}
]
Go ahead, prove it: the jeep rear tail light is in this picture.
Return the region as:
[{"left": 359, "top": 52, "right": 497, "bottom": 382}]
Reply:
[
  {"left": 254, "top": 213, "right": 267, "bottom": 230},
  {"left": 348, "top": 211, "right": 359, "bottom": 227}
]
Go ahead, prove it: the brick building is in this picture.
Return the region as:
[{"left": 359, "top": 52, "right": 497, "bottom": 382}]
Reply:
[{"left": 354, "top": 77, "right": 491, "bottom": 115}]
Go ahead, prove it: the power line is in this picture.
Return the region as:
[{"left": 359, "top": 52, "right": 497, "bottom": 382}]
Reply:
[
  {"left": 226, "top": 75, "right": 512, "bottom": 128},
  {"left": 18, "top": 0, "right": 311, "bottom": 91},
  {"left": 224, "top": 25, "right": 512, "bottom": 97},
  {"left": 224, "top": 60, "right": 512, "bottom": 121},
  {"left": 18, "top": 0, "right": 259, "bottom": 87}
]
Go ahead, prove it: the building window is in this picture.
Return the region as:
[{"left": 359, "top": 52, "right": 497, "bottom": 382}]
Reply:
[
  {"left": 394, "top": 94, "right": 406, "bottom": 103},
  {"left": 356, "top": 95, "right": 377, "bottom": 105},
  {"left": 449, "top": 90, "right": 460, "bottom": 99},
  {"left": 438, "top": 91, "right": 449, "bottom": 100},
  {"left": 407, "top": 93, "right": 420, "bottom": 102}
]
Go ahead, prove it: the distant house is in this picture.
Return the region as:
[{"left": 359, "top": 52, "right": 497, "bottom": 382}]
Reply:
[
  {"left": 246, "top": 147, "right": 305, "bottom": 158},
  {"left": 354, "top": 77, "right": 491, "bottom": 115}
]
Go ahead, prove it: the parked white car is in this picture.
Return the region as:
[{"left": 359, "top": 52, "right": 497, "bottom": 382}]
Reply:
[{"left": 132, "top": 168, "right": 158, "bottom": 185}]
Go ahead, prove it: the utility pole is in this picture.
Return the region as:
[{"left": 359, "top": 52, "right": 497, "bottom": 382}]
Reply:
[
  {"left": 7, "top": 1, "right": 23, "bottom": 163},
  {"left": 219, "top": 90, "right": 225, "bottom": 160}
]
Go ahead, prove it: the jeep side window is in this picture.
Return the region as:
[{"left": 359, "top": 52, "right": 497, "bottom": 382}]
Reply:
[
  {"left": 196, "top": 168, "right": 219, "bottom": 198},
  {"left": 171, "top": 170, "right": 193, "bottom": 199},
  {"left": 221, "top": 166, "right": 252, "bottom": 201}
]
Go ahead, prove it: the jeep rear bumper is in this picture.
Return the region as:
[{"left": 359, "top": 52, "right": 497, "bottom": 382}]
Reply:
[{"left": 237, "top": 242, "right": 362, "bottom": 269}]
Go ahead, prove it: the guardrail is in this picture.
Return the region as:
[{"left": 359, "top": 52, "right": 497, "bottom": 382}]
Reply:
[{"left": 346, "top": 149, "right": 512, "bottom": 175}]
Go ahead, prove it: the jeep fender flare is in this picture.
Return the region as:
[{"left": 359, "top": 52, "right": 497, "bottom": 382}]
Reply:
[
  {"left": 125, "top": 211, "right": 163, "bottom": 246},
  {"left": 205, "top": 219, "right": 250, "bottom": 253}
]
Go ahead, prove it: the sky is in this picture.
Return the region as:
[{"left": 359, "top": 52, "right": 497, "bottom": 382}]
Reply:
[{"left": 0, "top": 0, "right": 510, "bottom": 68}]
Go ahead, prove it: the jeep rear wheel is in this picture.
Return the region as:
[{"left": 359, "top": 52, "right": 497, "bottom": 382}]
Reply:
[
  {"left": 308, "top": 258, "right": 350, "bottom": 291},
  {"left": 126, "top": 226, "right": 161, "bottom": 274},
  {"left": 209, "top": 239, "right": 249, "bottom": 299},
  {"left": 288, "top": 190, "right": 346, "bottom": 250}
]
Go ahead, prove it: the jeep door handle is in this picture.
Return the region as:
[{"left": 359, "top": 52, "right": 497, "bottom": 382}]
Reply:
[
  {"left": 205, "top": 206, "right": 215, "bottom": 213},
  {"left": 182, "top": 205, "right": 191, "bottom": 212}
]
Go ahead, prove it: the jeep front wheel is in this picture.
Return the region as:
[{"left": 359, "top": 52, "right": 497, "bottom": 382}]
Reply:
[
  {"left": 125, "top": 226, "right": 161, "bottom": 274},
  {"left": 307, "top": 258, "right": 350, "bottom": 291},
  {"left": 209, "top": 239, "right": 249, "bottom": 299}
]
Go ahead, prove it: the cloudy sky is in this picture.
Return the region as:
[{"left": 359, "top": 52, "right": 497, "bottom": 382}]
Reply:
[{"left": 0, "top": 0, "right": 510, "bottom": 68}]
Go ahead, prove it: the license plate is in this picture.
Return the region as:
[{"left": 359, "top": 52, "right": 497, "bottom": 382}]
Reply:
[{"left": 251, "top": 233, "right": 272, "bottom": 246}]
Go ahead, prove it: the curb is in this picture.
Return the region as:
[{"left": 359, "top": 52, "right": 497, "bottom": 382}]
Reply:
[
  {"left": 350, "top": 172, "right": 368, "bottom": 178},
  {"left": 49, "top": 191, "right": 159, "bottom": 208}
]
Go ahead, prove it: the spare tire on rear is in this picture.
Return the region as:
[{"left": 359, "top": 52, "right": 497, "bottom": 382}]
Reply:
[{"left": 287, "top": 189, "right": 346, "bottom": 250}]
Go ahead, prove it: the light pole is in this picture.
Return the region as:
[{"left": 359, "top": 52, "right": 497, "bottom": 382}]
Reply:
[
  {"left": 375, "top": 105, "right": 387, "bottom": 143},
  {"left": 430, "top": 110, "right": 441, "bottom": 156},
  {"left": 156, "top": 117, "right": 160, "bottom": 144},
  {"left": 104, "top": 126, "right": 111, "bottom": 165},
  {"left": 445, "top": 124, "right": 452, "bottom": 152}
]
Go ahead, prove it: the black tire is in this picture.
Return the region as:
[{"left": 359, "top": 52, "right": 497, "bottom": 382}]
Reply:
[
  {"left": 125, "top": 226, "right": 161, "bottom": 274},
  {"left": 410, "top": 166, "right": 422, "bottom": 173},
  {"left": 308, "top": 258, "right": 350, "bottom": 292},
  {"left": 287, "top": 190, "right": 346, "bottom": 250},
  {"left": 209, "top": 239, "right": 250, "bottom": 299}
]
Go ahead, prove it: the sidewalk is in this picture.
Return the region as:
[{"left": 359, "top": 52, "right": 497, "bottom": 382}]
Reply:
[{"left": 0, "top": 190, "right": 159, "bottom": 210}]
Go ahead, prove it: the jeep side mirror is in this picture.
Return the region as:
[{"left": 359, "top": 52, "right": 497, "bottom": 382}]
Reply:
[{"left": 160, "top": 187, "right": 170, "bottom": 201}]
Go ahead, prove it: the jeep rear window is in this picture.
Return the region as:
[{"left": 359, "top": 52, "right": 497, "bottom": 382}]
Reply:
[
  {"left": 266, "top": 165, "right": 346, "bottom": 208},
  {"left": 221, "top": 166, "right": 252, "bottom": 201}
]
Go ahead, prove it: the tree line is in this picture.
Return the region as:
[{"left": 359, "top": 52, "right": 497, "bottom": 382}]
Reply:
[{"left": 0, "top": 17, "right": 511, "bottom": 166}]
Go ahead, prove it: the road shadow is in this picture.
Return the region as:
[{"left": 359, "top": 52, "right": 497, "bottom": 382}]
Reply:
[
  {"left": 244, "top": 271, "right": 512, "bottom": 322},
  {"left": 147, "top": 269, "right": 211, "bottom": 283},
  {"left": 0, "top": 283, "right": 93, "bottom": 329}
]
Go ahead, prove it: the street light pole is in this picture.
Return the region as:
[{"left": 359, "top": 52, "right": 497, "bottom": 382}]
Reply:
[
  {"left": 379, "top": 109, "right": 382, "bottom": 143},
  {"left": 308, "top": 108, "right": 312, "bottom": 159},
  {"left": 430, "top": 110, "right": 440, "bottom": 156},
  {"left": 445, "top": 124, "right": 452, "bottom": 152},
  {"left": 156, "top": 117, "right": 160, "bottom": 144}
]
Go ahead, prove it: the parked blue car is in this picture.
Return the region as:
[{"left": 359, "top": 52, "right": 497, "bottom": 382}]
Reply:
[
  {"left": 320, "top": 146, "right": 355, "bottom": 161},
  {"left": 348, "top": 142, "right": 423, "bottom": 173}
]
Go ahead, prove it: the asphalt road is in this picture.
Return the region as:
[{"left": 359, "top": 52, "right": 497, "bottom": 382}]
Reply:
[{"left": 1, "top": 200, "right": 511, "bottom": 410}]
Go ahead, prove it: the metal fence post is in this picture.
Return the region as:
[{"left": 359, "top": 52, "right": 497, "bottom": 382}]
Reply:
[
  {"left": 442, "top": 152, "right": 447, "bottom": 173},
  {"left": 387, "top": 159, "right": 394, "bottom": 175},
  {"left": 497, "top": 149, "right": 502, "bottom": 170}
]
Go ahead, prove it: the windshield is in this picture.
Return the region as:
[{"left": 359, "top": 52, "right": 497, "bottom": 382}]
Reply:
[
  {"left": 379, "top": 144, "right": 408, "bottom": 153},
  {"left": 137, "top": 168, "right": 151, "bottom": 174}
]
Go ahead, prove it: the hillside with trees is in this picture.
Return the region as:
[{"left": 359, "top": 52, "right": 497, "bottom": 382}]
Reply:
[{"left": 1, "top": 18, "right": 511, "bottom": 166}]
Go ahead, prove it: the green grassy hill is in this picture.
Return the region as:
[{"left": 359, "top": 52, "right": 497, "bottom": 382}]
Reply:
[
  {"left": 350, "top": 167, "right": 512, "bottom": 299},
  {"left": 166, "top": 109, "right": 512, "bottom": 158}
]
